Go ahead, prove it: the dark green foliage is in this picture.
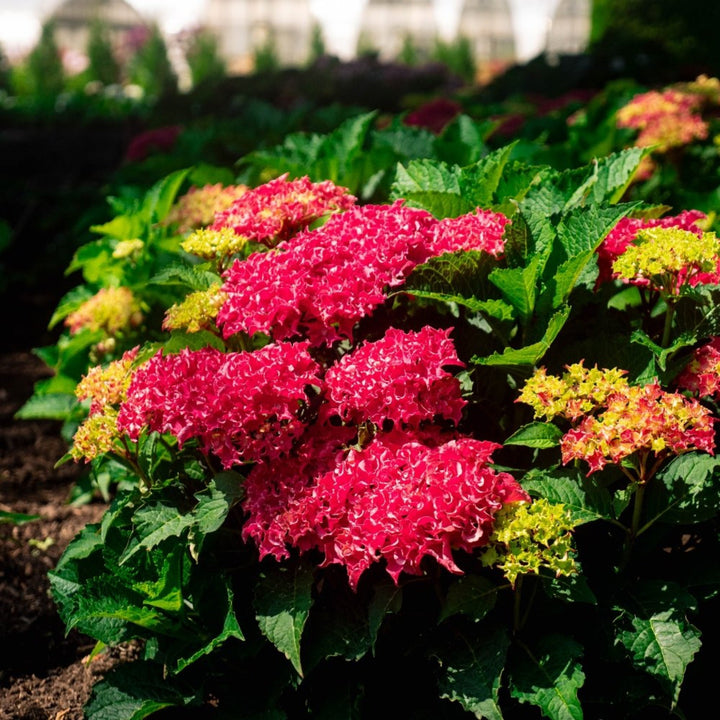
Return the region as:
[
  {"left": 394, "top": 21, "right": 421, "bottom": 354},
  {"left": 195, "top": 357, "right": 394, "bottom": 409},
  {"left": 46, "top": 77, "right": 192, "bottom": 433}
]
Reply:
[{"left": 86, "top": 19, "right": 121, "bottom": 86}]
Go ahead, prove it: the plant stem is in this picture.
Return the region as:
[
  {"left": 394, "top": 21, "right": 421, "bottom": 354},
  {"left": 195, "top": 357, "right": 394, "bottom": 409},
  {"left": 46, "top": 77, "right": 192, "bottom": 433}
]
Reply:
[{"left": 661, "top": 298, "right": 675, "bottom": 348}]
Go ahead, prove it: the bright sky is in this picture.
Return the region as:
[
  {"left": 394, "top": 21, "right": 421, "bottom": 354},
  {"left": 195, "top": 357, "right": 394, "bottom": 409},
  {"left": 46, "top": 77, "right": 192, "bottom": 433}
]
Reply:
[{"left": 0, "top": 0, "right": 563, "bottom": 63}]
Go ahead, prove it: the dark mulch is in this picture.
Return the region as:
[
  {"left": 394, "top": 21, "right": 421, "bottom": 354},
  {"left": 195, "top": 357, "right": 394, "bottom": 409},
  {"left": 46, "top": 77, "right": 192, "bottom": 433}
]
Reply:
[{"left": 0, "top": 351, "right": 132, "bottom": 720}]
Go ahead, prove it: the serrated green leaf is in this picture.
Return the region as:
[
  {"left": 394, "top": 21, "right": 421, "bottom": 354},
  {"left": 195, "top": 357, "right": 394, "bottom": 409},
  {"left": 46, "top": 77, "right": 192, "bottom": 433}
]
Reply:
[
  {"left": 510, "top": 635, "right": 584, "bottom": 720},
  {"left": 84, "top": 661, "right": 198, "bottom": 720},
  {"left": 120, "top": 503, "right": 195, "bottom": 563},
  {"left": 141, "top": 168, "right": 191, "bottom": 225},
  {"left": 458, "top": 143, "right": 516, "bottom": 207},
  {"left": 488, "top": 257, "right": 541, "bottom": 324},
  {"left": 435, "top": 623, "right": 510, "bottom": 720},
  {"left": 368, "top": 579, "right": 402, "bottom": 653},
  {"left": 14, "top": 392, "right": 78, "bottom": 421},
  {"left": 90, "top": 214, "right": 144, "bottom": 241},
  {"left": 254, "top": 560, "right": 314, "bottom": 676},
  {"left": 504, "top": 422, "right": 563, "bottom": 449},
  {"left": 439, "top": 575, "right": 498, "bottom": 624},
  {"left": 473, "top": 305, "right": 570, "bottom": 369},
  {"left": 589, "top": 147, "right": 650, "bottom": 205},
  {"left": 391, "top": 158, "right": 461, "bottom": 199},
  {"left": 646, "top": 452, "right": 720, "bottom": 524},
  {"left": 401, "top": 191, "right": 474, "bottom": 218},
  {"left": 541, "top": 572, "right": 597, "bottom": 605},
  {"left": 521, "top": 466, "right": 613, "bottom": 525},
  {"left": 630, "top": 330, "right": 697, "bottom": 372},
  {"left": 48, "top": 285, "right": 95, "bottom": 329},
  {"left": 149, "top": 263, "right": 220, "bottom": 291},
  {"left": 434, "top": 114, "right": 495, "bottom": 166},
  {"left": 616, "top": 608, "right": 701, "bottom": 707},
  {"left": 173, "top": 582, "right": 245, "bottom": 674}
]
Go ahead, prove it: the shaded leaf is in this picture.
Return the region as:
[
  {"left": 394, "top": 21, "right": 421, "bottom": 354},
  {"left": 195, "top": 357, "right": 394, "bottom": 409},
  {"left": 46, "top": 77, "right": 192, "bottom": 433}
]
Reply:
[
  {"left": 439, "top": 575, "right": 498, "bottom": 624},
  {"left": 510, "top": 635, "right": 585, "bottom": 720}
]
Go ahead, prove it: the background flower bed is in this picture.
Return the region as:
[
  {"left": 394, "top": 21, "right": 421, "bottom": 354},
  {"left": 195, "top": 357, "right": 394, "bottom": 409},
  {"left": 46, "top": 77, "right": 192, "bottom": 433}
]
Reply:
[{"left": 5, "top": 48, "right": 720, "bottom": 719}]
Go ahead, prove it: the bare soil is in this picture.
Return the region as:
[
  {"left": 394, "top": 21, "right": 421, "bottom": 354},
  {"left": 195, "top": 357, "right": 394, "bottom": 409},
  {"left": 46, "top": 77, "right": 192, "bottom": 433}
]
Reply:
[{"left": 0, "top": 350, "right": 132, "bottom": 720}]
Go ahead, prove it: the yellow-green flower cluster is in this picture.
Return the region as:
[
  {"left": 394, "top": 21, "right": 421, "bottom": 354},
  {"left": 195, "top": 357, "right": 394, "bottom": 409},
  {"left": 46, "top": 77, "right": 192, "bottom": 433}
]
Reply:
[
  {"left": 163, "top": 285, "right": 227, "bottom": 333},
  {"left": 481, "top": 499, "right": 577, "bottom": 587},
  {"left": 112, "top": 238, "right": 144, "bottom": 261},
  {"left": 64, "top": 287, "right": 143, "bottom": 337},
  {"left": 165, "top": 183, "right": 248, "bottom": 234},
  {"left": 71, "top": 348, "right": 138, "bottom": 463},
  {"left": 611, "top": 227, "right": 720, "bottom": 293},
  {"left": 181, "top": 227, "right": 248, "bottom": 264},
  {"left": 517, "top": 362, "right": 629, "bottom": 421}
]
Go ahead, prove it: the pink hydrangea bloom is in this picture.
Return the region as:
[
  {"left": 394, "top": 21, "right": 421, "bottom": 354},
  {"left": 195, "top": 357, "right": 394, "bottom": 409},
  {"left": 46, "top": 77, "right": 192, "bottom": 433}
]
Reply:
[
  {"left": 596, "top": 210, "right": 707, "bottom": 286},
  {"left": 210, "top": 174, "right": 356, "bottom": 246},
  {"left": 218, "top": 201, "right": 509, "bottom": 346},
  {"left": 116, "top": 343, "right": 322, "bottom": 467},
  {"left": 430, "top": 209, "right": 509, "bottom": 258},
  {"left": 676, "top": 337, "right": 720, "bottom": 400},
  {"left": 243, "top": 427, "right": 528, "bottom": 589},
  {"left": 324, "top": 326, "right": 466, "bottom": 427}
]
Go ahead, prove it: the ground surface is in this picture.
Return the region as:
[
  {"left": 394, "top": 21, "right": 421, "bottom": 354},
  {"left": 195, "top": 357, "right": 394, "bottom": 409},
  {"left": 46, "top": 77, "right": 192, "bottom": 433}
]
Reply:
[{"left": 0, "top": 350, "right": 132, "bottom": 720}]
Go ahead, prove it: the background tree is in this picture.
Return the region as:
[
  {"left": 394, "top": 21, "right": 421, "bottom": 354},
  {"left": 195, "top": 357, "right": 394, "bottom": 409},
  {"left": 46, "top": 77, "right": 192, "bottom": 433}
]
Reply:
[
  {"left": 186, "top": 28, "right": 225, "bottom": 88},
  {"left": 253, "top": 31, "right": 280, "bottom": 73},
  {"left": 24, "top": 20, "right": 65, "bottom": 96},
  {"left": 307, "top": 23, "right": 326, "bottom": 65},
  {"left": 127, "top": 23, "right": 177, "bottom": 99},
  {"left": 86, "top": 19, "right": 120, "bottom": 86},
  {"left": 397, "top": 34, "right": 419, "bottom": 66}
]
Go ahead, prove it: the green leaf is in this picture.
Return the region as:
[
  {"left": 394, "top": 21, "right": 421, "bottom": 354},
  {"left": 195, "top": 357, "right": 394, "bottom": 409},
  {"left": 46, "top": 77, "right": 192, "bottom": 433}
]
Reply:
[
  {"left": 488, "top": 257, "right": 541, "bottom": 324},
  {"left": 541, "top": 572, "right": 597, "bottom": 605},
  {"left": 90, "top": 214, "right": 144, "bottom": 241},
  {"left": 588, "top": 147, "right": 650, "bottom": 205},
  {"left": 435, "top": 623, "right": 510, "bottom": 720},
  {"left": 84, "top": 661, "right": 198, "bottom": 720},
  {"left": 0, "top": 510, "right": 40, "bottom": 524},
  {"left": 473, "top": 305, "right": 570, "bottom": 369},
  {"left": 521, "top": 466, "right": 613, "bottom": 525},
  {"left": 504, "top": 422, "right": 563, "bottom": 449},
  {"left": 254, "top": 560, "right": 315, "bottom": 676},
  {"left": 141, "top": 167, "right": 192, "bottom": 225},
  {"left": 368, "top": 579, "right": 402, "bottom": 653},
  {"left": 391, "top": 158, "right": 461, "bottom": 198},
  {"left": 646, "top": 452, "right": 720, "bottom": 524},
  {"left": 616, "top": 581, "right": 701, "bottom": 707},
  {"left": 630, "top": 330, "right": 697, "bottom": 372},
  {"left": 403, "top": 249, "right": 500, "bottom": 302},
  {"left": 120, "top": 503, "right": 195, "bottom": 563},
  {"left": 458, "top": 142, "right": 516, "bottom": 207},
  {"left": 173, "top": 582, "right": 245, "bottom": 673},
  {"left": 510, "top": 635, "right": 585, "bottom": 720},
  {"left": 14, "top": 392, "right": 78, "bottom": 421},
  {"left": 149, "top": 263, "right": 220, "bottom": 291},
  {"left": 439, "top": 575, "right": 498, "bottom": 624},
  {"left": 401, "top": 191, "right": 474, "bottom": 218},
  {"left": 48, "top": 285, "right": 95, "bottom": 329}
]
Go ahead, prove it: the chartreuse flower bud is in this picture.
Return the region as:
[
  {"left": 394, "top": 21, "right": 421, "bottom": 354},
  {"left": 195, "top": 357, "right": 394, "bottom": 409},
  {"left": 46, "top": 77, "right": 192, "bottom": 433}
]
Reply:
[
  {"left": 517, "top": 362, "right": 629, "bottom": 421},
  {"left": 163, "top": 284, "right": 227, "bottom": 333},
  {"left": 71, "top": 409, "right": 121, "bottom": 462},
  {"left": 481, "top": 499, "right": 577, "bottom": 587},
  {"left": 182, "top": 227, "right": 248, "bottom": 262},
  {"left": 112, "top": 238, "right": 144, "bottom": 261},
  {"left": 611, "top": 227, "right": 720, "bottom": 293}
]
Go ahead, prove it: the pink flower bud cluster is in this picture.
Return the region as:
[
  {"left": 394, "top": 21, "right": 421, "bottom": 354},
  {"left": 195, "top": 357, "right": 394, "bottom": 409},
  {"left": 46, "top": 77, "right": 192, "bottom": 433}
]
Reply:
[
  {"left": 244, "top": 428, "right": 527, "bottom": 589},
  {"left": 218, "top": 201, "right": 510, "bottom": 346},
  {"left": 596, "top": 211, "right": 707, "bottom": 286},
  {"left": 324, "top": 326, "right": 466, "bottom": 427},
  {"left": 616, "top": 89, "right": 708, "bottom": 153},
  {"left": 211, "top": 174, "right": 356, "bottom": 247},
  {"left": 116, "top": 343, "right": 322, "bottom": 468},
  {"left": 114, "top": 321, "right": 527, "bottom": 587},
  {"left": 64, "top": 287, "right": 143, "bottom": 337},
  {"left": 676, "top": 337, "right": 720, "bottom": 401}
]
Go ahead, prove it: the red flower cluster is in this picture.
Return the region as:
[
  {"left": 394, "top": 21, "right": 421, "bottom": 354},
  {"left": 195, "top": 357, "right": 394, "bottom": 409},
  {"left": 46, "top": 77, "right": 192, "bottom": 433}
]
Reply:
[
  {"left": 243, "top": 428, "right": 527, "bottom": 589},
  {"left": 117, "top": 343, "right": 321, "bottom": 468},
  {"left": 218, "top": 201, "right": 509, "bottom": 346},
  {"left": 596, "top": 210, "right": 706, "bottom": 286},
  {"left": 324, "top": 326, "right": 466, "bottom": 427},
  {"left": 676, "top": 337, "right": 720, "bottom": 400},
  {"left": 211, "top": 174, "right": 356, "bottom": 246}
]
